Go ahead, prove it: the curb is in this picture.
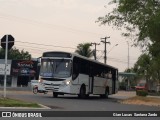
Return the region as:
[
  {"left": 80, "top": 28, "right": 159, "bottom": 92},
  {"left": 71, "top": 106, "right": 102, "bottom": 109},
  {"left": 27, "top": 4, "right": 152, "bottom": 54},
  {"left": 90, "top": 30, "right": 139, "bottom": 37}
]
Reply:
[
  {"left": 147, "top": 95, "right": 160, "bottom": 99},
  {"left": 0, "top": 104, "right": 51, "bottom": 109}
]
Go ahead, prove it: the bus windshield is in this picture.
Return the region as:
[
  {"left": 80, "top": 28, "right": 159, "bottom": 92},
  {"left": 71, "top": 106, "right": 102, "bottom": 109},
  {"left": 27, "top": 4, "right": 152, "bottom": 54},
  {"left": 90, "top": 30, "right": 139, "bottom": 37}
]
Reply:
[{"left": 40, "top": 59, "right": 72, "bottom": 78}]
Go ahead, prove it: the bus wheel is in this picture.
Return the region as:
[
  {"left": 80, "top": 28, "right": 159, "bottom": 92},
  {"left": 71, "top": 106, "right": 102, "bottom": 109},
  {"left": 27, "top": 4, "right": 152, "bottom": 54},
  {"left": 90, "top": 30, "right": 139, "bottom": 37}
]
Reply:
[
  {"left": 100, "top": 88, "right": 109, "bottom": 98},
  {"left": 53, "top": 92, "right": 58, "bottom": 98},
  {"left": 78, "top": 85, "right": 86, "bottom": 99}
]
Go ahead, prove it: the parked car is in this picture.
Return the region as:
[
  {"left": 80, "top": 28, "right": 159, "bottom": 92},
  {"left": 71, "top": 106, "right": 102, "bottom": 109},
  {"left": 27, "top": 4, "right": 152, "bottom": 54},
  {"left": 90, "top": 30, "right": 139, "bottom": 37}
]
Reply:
[
  {"left": 31, "top": 80, "right": 48, "bottom": 94},
  {"left": 135, "top": 82, "right": 148, "bottom": 91}
]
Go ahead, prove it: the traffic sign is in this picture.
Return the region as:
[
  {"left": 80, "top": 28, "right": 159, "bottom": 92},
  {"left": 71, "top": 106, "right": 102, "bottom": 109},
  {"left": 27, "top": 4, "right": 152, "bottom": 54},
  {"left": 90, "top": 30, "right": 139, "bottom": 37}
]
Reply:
[{"left": 1, "top": 35, "right": 14, "bottom": 50}]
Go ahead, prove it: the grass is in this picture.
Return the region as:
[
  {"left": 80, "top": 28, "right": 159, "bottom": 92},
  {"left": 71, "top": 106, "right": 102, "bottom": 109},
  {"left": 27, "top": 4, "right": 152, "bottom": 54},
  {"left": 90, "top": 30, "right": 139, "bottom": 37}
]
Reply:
[
  {"left": 0, "top": 98, "right": 41, "bottom": 108},
  {"left": 120, "top": 96, "right": 160, "bottom": 107}
]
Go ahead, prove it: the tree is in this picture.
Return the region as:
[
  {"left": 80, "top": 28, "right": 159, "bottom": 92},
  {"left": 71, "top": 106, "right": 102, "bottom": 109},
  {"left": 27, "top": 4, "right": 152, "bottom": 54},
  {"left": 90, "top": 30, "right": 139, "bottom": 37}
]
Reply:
[
  {"left": 97, "top": 0, "right": 160, "bottom": 83},
  {"left": 0, "top": 47, "right": 31, "bottom": 60},
  {"left": 134, "top": 53, "right": 151, "bottom": 80},
  {"left": 75, "top": 43, "right": 93, "bottom": 58},
  {"left": 133, "top": 52, "right": 160, "bottom": 85},
  {"left": 97, "top": 0, "right": 160, "bottom": 47}
]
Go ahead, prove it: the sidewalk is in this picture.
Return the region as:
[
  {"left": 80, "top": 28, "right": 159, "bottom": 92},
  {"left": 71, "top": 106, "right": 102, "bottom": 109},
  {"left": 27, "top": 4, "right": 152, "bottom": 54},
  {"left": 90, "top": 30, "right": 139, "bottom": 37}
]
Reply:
[
  {"left": 147, "top": 95, "right": 160, "bottom": 99},
  {"left": 0, "top": 86, "right": 32, "bottom": 91},
  {"left": 110, "top": 91, "right": 136, "bottom": 100},
  {"left": 0, "top": 87, "right": 33, "bottom": 97}
]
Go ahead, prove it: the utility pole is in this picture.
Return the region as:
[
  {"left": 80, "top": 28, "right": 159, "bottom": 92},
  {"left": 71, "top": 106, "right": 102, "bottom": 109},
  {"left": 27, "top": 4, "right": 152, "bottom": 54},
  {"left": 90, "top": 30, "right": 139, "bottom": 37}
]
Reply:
[
  {"left": 127, "top": 41, "right": 130, "bottom": 91},
  {"left": 91, "top": 42, "right": 100, "bottom": 60},
  {"left": 101, "top": 37, "right": 110, "bottom": 64}
]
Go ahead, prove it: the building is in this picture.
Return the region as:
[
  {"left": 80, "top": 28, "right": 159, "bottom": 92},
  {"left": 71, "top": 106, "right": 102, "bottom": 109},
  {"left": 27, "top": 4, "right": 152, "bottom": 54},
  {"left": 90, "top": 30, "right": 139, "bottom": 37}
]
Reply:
[
  {"left": 0, "top": 59, "right": 39, "bottom": 87},
  {"left": 0, "top": 59, "right": 12, "bottom": 87}
]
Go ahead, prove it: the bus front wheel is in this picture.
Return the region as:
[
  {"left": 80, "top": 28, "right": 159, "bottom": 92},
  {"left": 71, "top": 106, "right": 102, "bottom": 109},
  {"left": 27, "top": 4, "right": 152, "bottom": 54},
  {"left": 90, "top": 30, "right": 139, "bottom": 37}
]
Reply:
[
  {"left": 78, "top": 85, "right": 86, "bottom": 99},
  {"left": 53, "top": 92, "right": 58, "bottom": 98}
]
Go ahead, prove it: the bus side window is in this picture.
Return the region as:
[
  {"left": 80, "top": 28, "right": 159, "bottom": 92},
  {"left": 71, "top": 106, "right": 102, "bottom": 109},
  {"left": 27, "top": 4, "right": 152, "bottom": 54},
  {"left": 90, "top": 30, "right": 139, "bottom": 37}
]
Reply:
[{"left": 72, "top": 62, "right": 79, "bottom": 80}]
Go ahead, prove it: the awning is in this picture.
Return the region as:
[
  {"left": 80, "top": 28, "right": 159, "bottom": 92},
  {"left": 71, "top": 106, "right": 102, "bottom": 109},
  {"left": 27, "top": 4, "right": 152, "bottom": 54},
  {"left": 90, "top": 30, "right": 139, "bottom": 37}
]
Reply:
[{"left": 119, "top": 72, "right": 136, "bottom": 77}]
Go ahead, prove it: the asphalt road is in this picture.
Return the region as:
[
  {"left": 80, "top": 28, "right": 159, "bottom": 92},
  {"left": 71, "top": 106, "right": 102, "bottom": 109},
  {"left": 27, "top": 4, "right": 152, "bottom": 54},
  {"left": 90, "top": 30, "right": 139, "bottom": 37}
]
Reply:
[
  {"left": 0, "top": 90, "right": 159, "bottom": 111},
  {"left": 0, "top": 90, "right": 160, "bottom": 120}
]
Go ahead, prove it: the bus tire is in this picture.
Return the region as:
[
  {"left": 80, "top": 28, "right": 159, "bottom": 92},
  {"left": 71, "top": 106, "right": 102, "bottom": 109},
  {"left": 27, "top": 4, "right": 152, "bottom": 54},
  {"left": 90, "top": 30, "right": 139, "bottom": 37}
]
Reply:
[
  {"left": 78, "top": 85, "right": 86, "bottom": 99},
  {"left": 53, "top": 92, "right": 58, "bottom": 98},
  {"left": 100, "top": 87, "right": 109, "bottom": 98}
]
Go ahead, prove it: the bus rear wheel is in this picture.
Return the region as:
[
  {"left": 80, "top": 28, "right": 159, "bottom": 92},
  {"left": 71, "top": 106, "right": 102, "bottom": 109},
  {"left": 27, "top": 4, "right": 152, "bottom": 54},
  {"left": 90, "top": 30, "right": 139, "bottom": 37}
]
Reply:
[{"left": 53, "top": 92, "right": 58, "bottom": 98}]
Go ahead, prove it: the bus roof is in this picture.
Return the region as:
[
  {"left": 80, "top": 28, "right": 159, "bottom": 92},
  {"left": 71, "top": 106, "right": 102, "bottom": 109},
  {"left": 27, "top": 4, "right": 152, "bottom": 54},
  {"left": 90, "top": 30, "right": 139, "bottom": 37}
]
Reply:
[{"left": 42, "top": 51, "right": 118, "bottom": 70}]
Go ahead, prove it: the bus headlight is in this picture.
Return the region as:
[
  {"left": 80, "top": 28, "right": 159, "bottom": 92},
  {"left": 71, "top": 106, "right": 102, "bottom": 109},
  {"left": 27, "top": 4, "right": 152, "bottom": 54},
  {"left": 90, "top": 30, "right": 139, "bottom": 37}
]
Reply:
[
  {"left": 66, "top": 80, "right": 71, "bottom": 85},
  {"left": 38, "top": 79, "right": 43, "bottom": 83},
  {"left": 62, "top": 80, "right": 71, "bottom": 86}
]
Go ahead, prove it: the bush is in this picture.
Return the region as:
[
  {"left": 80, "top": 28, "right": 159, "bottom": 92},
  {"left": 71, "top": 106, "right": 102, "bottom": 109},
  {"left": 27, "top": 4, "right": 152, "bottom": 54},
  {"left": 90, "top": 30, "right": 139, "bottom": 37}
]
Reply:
[
  {"left": 119, "top": 85, "right": 126, "bottom": 90},
  {"left": 136, "top": 90, "right": 148, "bottom": 96}
]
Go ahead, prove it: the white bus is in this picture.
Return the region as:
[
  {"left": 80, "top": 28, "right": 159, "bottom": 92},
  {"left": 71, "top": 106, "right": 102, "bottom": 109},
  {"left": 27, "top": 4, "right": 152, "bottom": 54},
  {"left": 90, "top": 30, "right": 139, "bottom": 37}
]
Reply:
[{"left": 39, "top": 51, "right": 118, "bottom": 98}]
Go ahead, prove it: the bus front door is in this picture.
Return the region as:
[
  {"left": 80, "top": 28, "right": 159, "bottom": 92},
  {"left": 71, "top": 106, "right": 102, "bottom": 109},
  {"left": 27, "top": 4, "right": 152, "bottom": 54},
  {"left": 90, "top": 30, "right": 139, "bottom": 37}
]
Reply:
[{"left": 88, "top": 76, "right": 94, "bottom": 94}]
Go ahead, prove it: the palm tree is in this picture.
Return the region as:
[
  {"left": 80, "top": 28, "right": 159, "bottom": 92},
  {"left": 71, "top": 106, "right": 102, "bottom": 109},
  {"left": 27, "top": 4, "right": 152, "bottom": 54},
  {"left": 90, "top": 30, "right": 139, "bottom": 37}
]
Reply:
[{"left": 75, "top": 43, "right": 93, "bottom": 58}]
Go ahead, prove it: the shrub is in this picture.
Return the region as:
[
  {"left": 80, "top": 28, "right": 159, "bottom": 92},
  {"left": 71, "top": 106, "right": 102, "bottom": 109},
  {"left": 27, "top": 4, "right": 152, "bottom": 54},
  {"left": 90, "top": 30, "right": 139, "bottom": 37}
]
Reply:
[{"left": 136, "top": 90, "right": 148, "bottom": 96}]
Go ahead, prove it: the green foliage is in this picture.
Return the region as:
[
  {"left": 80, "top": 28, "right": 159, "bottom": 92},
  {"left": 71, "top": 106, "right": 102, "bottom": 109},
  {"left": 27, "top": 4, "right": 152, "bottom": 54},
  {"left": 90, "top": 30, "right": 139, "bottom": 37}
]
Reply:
[
  {"left": 75, "top": 43, "right": 93, "bottom": 58},
  {"left": 98, "top": 0, "right": 160, "bottom": 84},
  {"left": 134, "top": 54, "right": 151, "bottom": 75},
  {"left": 0, "top": 98, "right": 41, "bottom": 108},
  {"left": 136, "top": 90, "right": 148, "bottom": 97},
  {"left": 119, "top": 81, "right": 126, "bottom": 90},
  {"left": 0, "top": 47, "right": 31, "bottom": 60},
  {"left": 98, "top": 0, "right": 160, "bottom": 46},
  {"left": 133, "top": 53, "right": 160, "bottom": 83}
]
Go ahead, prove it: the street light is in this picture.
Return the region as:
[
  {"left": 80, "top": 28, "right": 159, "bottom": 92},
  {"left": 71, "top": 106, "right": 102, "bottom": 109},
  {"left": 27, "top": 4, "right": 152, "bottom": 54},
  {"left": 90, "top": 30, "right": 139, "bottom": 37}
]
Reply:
[{"left": 127, "top": 41, "right": 130, "bottom": 69}]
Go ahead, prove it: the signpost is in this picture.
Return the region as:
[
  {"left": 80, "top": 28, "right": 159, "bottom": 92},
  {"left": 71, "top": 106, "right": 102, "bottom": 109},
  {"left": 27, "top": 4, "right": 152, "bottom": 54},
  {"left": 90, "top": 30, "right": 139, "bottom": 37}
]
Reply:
[{"left": 1, "top": 35, "right": 14, "bottom": 98}]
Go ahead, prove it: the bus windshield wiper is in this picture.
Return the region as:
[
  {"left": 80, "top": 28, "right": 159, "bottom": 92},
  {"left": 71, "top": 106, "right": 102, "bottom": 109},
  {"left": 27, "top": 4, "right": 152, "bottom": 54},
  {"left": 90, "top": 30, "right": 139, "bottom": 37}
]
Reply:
[{"left": 55, "top": 59, "right": 64, "bottom": 72}]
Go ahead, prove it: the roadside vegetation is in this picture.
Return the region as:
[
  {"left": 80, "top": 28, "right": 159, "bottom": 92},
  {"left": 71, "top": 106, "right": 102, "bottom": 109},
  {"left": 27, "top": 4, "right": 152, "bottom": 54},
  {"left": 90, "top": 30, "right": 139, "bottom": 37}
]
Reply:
[
  {"left": 0, "top": 47, "right": 31, "bottom": 60},
  {"left": 0, "top": 98, "right": 41, "bottom": 108},
  {"left": 120, "top": 96, "right": 160, "bottom": 107}
]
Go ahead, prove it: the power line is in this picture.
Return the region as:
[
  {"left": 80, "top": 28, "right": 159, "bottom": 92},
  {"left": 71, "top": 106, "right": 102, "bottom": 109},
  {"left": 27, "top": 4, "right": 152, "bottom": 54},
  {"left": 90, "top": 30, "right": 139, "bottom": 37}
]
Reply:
[
  {"left": 0, "top": 12, "right": 105, "bottom": 37},
  {"left": 15, "top": 43, "right": 69, "bottom": 51},
  {"left": 107, "top": 58, "right": 135, "bottom": 65},
  {"left": 16, "top": 41, "right": 76, "bottom": 50},
  {"left": 96, "top": 50, "right": 104, "bottom": 60},
  {"left": 15, "top": 40, "right": 138, "bottom": 62}
]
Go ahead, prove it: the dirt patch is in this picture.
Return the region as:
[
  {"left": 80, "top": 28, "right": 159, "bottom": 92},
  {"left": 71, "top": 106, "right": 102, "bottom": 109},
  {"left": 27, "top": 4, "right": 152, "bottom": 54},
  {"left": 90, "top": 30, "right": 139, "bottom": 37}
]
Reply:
[{"left": 120, "top": 96, "right": 160, "bottom": 107}]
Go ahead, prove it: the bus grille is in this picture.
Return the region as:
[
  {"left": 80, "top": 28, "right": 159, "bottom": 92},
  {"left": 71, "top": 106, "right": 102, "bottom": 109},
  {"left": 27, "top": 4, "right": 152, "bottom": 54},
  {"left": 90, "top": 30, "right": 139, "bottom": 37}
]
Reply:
[
  {"left": 45, "top": 85, "right": 60, "bottom": 91},
  {"left": 42, "top": 78, "right": 65, "bottom": 81}
]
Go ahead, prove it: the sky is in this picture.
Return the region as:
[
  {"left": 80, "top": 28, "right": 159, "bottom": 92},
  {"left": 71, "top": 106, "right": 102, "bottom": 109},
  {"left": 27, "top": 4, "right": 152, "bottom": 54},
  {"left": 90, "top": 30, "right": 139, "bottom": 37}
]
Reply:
[{"left": 0, "top": 0, "right": 142, "bottom": 72}]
